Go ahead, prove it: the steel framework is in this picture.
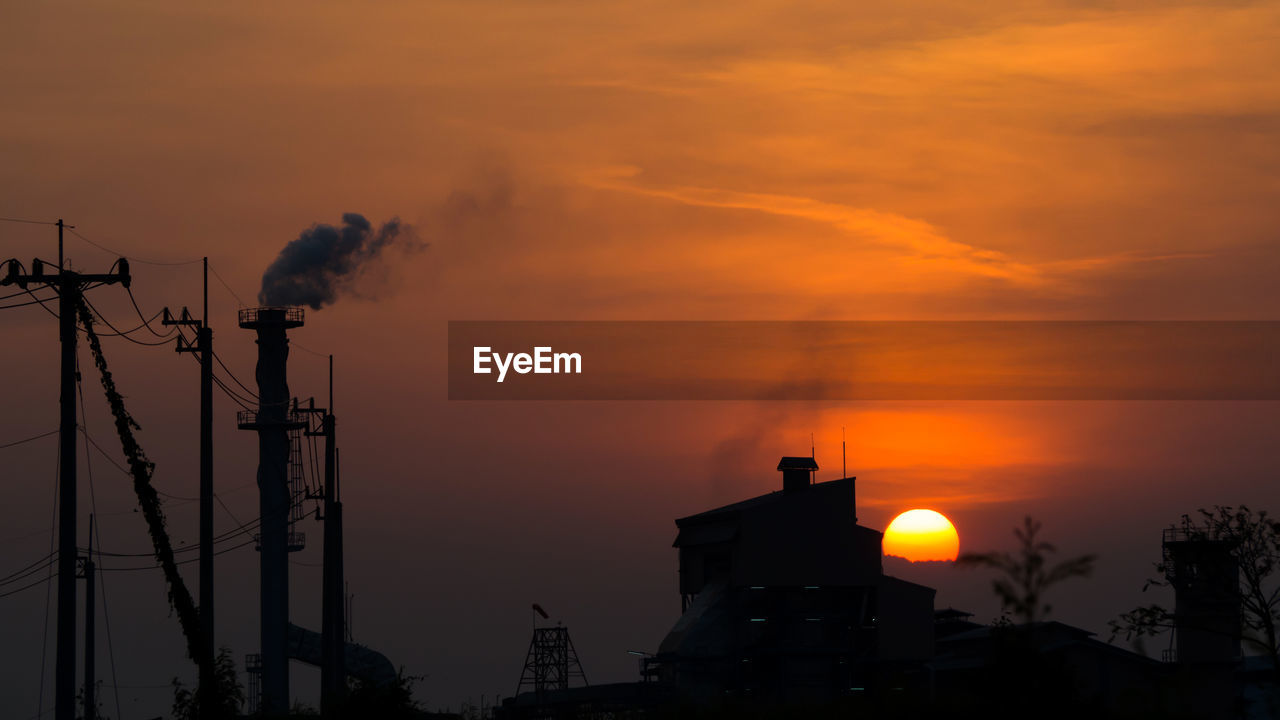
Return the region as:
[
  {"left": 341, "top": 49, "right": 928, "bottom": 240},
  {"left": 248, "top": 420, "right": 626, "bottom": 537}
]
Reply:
[{"left": 516, "top": 627, "right": 588, "bottom": 704}]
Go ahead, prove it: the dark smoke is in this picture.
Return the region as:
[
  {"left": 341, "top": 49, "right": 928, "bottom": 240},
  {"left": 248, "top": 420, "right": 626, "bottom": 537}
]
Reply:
[{"left": 258, "top": 213, "right": 419, "bottom": 309}]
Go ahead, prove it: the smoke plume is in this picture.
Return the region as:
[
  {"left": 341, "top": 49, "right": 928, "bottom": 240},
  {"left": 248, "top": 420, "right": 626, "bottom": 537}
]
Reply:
[{"left": 258, "top": 213, "right": 419, "bottom": 309}]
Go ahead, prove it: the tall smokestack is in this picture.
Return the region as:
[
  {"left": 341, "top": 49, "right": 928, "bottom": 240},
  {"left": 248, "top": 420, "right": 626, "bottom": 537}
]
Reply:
[{"left": 238, "top": 306, "right": 305, "bottom": 715}]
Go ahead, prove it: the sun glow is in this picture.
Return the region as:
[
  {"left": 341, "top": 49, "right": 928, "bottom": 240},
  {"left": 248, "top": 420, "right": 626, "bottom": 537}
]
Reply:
[{"left": 883, "top": 509, "right": 959, "bottom": 562}]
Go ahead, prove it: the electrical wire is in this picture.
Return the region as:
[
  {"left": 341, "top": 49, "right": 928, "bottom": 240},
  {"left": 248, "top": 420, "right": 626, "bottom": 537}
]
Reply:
[
  {"left": 81, "top": 295, "right": 174, "bottom": 346},
  {"left": 0, "top": 280, "right": 59, "bottom": 317},
  {"left": 1, "top": 288, "right": 35, "bottom": 301},
  {"left": 212, "top": 375, "right": 256, "bottom": 411},
  {"left": 90, "top": 490, "right": 311, "bottom": 566},
  {"left": 35, "top": 446, "right": 58, "bottom": 718},
  {"left": 91, "top": 517, "right": 263, "bottom": 559},
  {"left": 211, "top": 349, "right": 259, "bottom": 399},
  {"left": 23, "top": 286, "right": 61, "bottom": 321},
  {"left": 0, "top": 216, "right": 59, "bottom": 226},
  {"left": 125, "top": 285, "right": 177, "bottom": 339},
  {"left": 76, "top": 361, "right": 123, "bottom": 720},
  {"left": 207, "top": 262, "right": 247, "bottom": 307},
  {"left": 97, "top": 535, "right": 260, "bottom": 572},
  {"left": 171, "top": 327, "right": 259, "bottom": 410},
  {"left": 0, "top": 295, "right": 60, "bottom": 311},
  {"left": 75, "top": 427, "right": 264, "bottom": 555},
  {"left": 291, "top": 340, "right": 329, "bottom": 359},
  {"left": 66, "top": 227, "right": 203, "bottom": 267},
  {"left": 97, "top": 552, "right": 124, "bottom": 720},
  {"left": 0, "top": 429, "right": 58, "bottom": 451},
  {"left": 216, "top": 492, "right": 247, "bottom": 528},
  {"left": 0, "top": 553, "right": 57, "bottom": 588},
  {"left": 0, "top": 572, "right": 56, "bottom": 599},
  {"left": 81, "top": 308, "right": 172, "bottom": 339}
]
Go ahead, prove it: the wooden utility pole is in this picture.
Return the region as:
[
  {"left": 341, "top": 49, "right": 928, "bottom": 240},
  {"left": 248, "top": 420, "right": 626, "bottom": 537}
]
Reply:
[
  {"left": 163, "top": 257, "right": 215, "bottom": 714},
  {"left": 1, "top": 224, "right": 130, "bottom": 720}
]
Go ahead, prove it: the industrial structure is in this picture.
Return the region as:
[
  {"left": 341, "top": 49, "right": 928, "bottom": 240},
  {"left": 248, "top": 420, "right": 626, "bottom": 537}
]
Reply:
[
  {"left": 652, "top": 457, "right": 935, "bottom": 701},
  {"left": 236, "top": 306, "right": 383, "bottom": 717},
  {"left": 1162, "top": 524, "right": 1243, "bottom": 665},
  {"left": 500, "top": 456, "right": 936, "bottom": 718},
  {"left": 516, "top": 626, "right": 589, "bottom": 704},
  {"left": 238, "top": 305, "right": 308, "bottom": 715}
]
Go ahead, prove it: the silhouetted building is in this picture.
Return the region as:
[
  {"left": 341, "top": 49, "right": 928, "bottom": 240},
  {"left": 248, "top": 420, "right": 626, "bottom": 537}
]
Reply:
[
  {"left": 1163, "top": 525, "right": 1242, "bottom": 664},
  {"left": 934, "top": 607, "right": 982, "bottom": 640},
  {"left": 932, "top": 621, "right": 1172, "bottom": 716},
  {"left": 651, "top": 458, "right": 935, "bottom": 703}
]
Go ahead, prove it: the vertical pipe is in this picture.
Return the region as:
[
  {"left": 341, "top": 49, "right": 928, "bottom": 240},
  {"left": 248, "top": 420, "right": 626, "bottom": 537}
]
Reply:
[
  {"left": 84, "top": 515, "right": 96, "bottom": 720},
  {"left": 56, "top": 269, "right": 77, "bottom": 720}
]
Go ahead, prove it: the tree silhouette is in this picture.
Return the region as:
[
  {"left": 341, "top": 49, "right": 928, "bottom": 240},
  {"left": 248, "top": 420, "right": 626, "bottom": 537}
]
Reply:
[
  {"left": 957, "top": 515, "right": 1098, "bottom": 625},
  {"left": 171, "top": 648, "right": 243, "bottom": 720}
]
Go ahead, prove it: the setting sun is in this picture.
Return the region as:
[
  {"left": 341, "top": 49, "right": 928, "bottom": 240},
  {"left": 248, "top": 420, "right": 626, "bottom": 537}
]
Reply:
[{"left": 884, "top": 509, "right": 960, "bottom": 562}]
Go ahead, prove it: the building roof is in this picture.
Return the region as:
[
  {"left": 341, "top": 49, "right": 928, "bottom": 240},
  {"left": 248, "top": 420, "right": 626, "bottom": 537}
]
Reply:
[
  {"left": 777, "top": 456, "right": 819, "bottom": 471},
  {"left": 674, "top": 476, "right": 857, "bottom": 533}
]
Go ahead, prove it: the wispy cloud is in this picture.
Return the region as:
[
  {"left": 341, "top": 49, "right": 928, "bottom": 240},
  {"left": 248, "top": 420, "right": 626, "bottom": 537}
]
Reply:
[{"left": 589, "top": 173, "right": 1210, "bottom": 293}]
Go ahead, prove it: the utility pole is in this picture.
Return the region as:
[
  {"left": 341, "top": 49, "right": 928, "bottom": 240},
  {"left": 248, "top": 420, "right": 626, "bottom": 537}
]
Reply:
[
  {"left": 79, "top": 515, "right": 96, "bottom": 720},
  {"left": 163, "top": 257, "right": 215, "bottom": 714},
  {"left": 301, "top": 356, "right": 345, "bottom": 718},
  {"left": 1, "top": 225, "right": 130, "bottom": 720}
]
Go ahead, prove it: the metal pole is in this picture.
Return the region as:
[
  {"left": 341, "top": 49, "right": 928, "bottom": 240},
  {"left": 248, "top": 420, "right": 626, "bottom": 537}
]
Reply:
[
  {"left": 84, "top": 515, "right": 96, "bottom": 720},
  {"left": 321, "top": 352, "right": 345, "bottom": 716},
  {"left": 198, "top": 257, "right": 215, "bottom": 711},
  {"left": 56, "top": 266, "right": 78, "bottom": 720}
]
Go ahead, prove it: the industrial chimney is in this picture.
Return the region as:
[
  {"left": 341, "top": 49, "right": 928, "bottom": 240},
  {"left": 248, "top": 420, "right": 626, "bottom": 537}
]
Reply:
[{"left": 238, "top": 306, "right": 306, "bottom": 715}]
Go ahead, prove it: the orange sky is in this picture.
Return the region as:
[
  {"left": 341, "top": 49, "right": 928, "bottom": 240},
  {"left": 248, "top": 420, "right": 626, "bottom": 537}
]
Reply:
[{"left": 2, "top": 1, "right": 1279, "bottom": 715}]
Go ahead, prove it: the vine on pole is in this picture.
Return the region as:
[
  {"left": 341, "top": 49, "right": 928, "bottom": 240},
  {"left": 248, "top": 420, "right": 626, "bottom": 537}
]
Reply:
[{"left": 76, "top": 299, "right": 208, "bottom": 666}]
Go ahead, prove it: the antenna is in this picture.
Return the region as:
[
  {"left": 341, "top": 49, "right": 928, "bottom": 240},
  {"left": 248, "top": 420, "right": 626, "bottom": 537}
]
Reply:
[{"left": 842, "top": 426, "right": 846, "bottom": 479}]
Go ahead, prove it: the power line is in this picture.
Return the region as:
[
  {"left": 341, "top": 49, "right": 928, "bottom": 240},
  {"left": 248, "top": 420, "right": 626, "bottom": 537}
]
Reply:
[
  {"left": 0, "top": 429, "right": 59, "bottom": 451},
  {"left": 0, "top": 572, "right": 55, "bottom": 599},
  {"left": 96, "top": 552, "right": 124, "bottom": 720},
  {"left": 291, "top": 340, "right": 329, "bottom": 359},
  {"left": 0, "top": 553, "right": 57, "bottom": 587},
  {"left": 0, "top": 295, "right": 61, "bottom": 311},
  {"left": 74, "top": 425, "right": 265, "bottom": 554},
  {"left": 2, "top": 288, "right": 36, "bottom": 301},
  {"left": 35, "top": 447, "right": 59, "bottom": 719},
  {"left": 212, "top": 374, "right": 256, "bottom": 410},
  {"left": 0, "top": 216, "right": 58, "bottom": 226},
  {"left": 173, "top": 327, "right": 258, "bottom": 410},
  {"left": 125, "top": 286, "right": 176, "bottom": 339},
  {"left": 66, "top": 227, "right": 202, "bottom": 267},
  {"left": 98, "top": 535, "right": 259, "bottom": 572},
  {"left": 77, "top": 430, "right": 263, "bottom": 535},
  {"left": 0, "top": 280, "right": 59, "bottom": 312},
  {"left": 91, "top": 515, "right": 263, "bottom": 558},
  {"left": 81, "top": 296, "right": 174, "bottom": 347},
  {"left": 211, "top": 349, "right": 259, "bottom": 399},
  {"left": 207, "top": 260, "right": 247, "bottom": 304}
]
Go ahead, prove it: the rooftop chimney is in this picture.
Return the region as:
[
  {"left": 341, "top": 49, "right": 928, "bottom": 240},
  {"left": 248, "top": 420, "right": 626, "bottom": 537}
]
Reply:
[{"left": 777, "top": 456, "right": 818, "bottom": 492}]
